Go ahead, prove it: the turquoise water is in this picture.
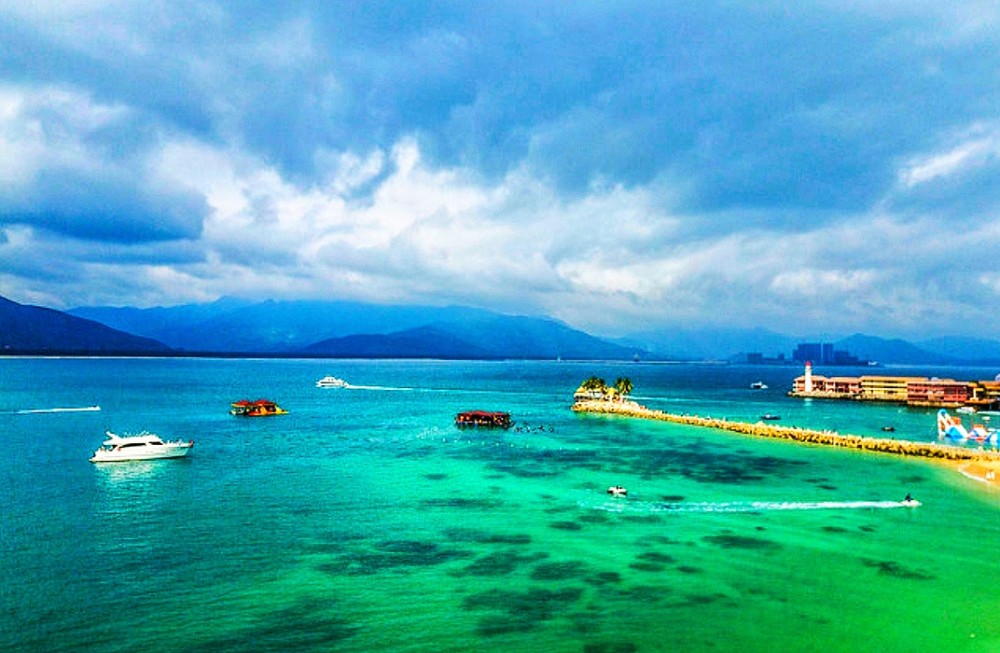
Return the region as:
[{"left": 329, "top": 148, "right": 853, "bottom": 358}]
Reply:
[{"left": 2, "top": 358, "right": 999, "bottom": 652}]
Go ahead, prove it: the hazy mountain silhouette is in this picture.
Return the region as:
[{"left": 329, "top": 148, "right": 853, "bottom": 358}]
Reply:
[{"left": 0, "top": 295, "right": 170, "bottom": 354}]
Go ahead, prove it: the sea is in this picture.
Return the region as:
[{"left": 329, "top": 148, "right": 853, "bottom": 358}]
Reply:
[{"left": 2, "top": 357, "right": 999, "bottom": 653}]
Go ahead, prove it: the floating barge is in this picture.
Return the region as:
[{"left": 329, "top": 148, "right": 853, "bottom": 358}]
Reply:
[
  {"left": 455, "top": 410, "right": 511, "bottom": 429},
  {"left": 230, "top": 399, "right": 288, "bottom": 417}
]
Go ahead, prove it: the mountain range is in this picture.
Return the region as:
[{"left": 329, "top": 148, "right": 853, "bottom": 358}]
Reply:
[
  {"left": 0, "top": 295, "right": 170, "bottom": 354},
  {"left": 67, "top": 298, "right": 643, "bottom": 359},
  {"left": 1, "top": 292, "right": 999, "bottom": 365}
]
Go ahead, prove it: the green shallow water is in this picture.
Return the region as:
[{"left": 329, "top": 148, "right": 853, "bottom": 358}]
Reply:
[{"left": 2, "top": 359, "right": 999, "bottom": 652}]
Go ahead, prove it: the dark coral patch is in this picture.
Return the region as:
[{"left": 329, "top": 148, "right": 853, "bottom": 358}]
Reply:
[
  {"left": 424, "top": 473, "right": 448, "bottom": 481},
  {"left": 636, "top": 551, "right": 675, "bottom": 564},
  {"left": 530, "top": 561, "right": 588, "bottom": 581},
  {"left": 549, "top": 520, "right": 585, "bottom": 531},
  {"left": 443, "top": 528, "right": 531, "bottom": 546},
  {"left": 184, "top": 598, "right": 358, "bottom": 651},
  {"left": 676, "top": 565, "right": 702, "bottom": 574},
  {"left": 629, "top": 562, "right": 665, "bottom": 573},
  {"left": 861, "top": 558, "right": 935, "bottom": 581},
  {"left": 462, "top": 587, "right": 585, "bottom": 636},
  {"left": 584, "top": 641, "right": 639, "bottom": 653},
  {"left": 702, "top": 534, "right": 782, "bottom": 551},
  {"left": 317, "top": 539, "right": 472, "bottom": 576},
  {"left": 456, "top": 550, "right": 549, "bottom": 577},
  {"left": 421, "top": 497, "right": 504, "bottom": 509},
  {"left": 585, "top": 571, "right": 623, "bottom": 586},
  {"left": 822, "top": 526, "right": 849, "bottom": 534}
]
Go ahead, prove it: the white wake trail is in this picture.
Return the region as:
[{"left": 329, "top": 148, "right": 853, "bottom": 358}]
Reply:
[
  {"left": 587, "top": 498, "right": 918, "bottom": 514},
  {"left": 14, "top": 405, "right": 101, "bottom": 414},
  {"left": 655, "top": 500, "right": 915, "bottom": 513}
]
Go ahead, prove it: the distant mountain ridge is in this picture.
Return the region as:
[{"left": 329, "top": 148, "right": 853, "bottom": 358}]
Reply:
[
  {"left": 623, "top": 328, "right": 1000, "bottom": 366},
  {"left": 68, "top": 298, "right": 645, "bottom": 360},
  {"left": 6, "top": 293, "right": 1000, "bottom": 363},
  {"left": 0, "top": 295, "right": 170, "bottom": 354}
]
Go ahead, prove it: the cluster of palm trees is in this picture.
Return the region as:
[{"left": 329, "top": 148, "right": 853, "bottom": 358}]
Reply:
[{"left": 576, "top": 375, "right": 633, "bottom": 401}]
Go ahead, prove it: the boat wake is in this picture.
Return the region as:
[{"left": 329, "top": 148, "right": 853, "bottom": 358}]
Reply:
[
  {"left": 656, "top": 500, "right": 915, "bottom": 513},
  {"left": 588, "top": 498, "right": 917, "bottom": 514},
  {"left": 341, "top": 384, "right": 415, "bottom": 391},
  {"left": 13, "top": 405, "right": 102, "bottom": 415}
]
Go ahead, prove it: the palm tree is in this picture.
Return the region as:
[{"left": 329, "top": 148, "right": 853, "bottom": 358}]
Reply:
[
  {"left": 575, "top": 376, "right": 609, "bottom": 402},
  {"left": 614, "top": 377, "right": 633, "bottom": 397}
]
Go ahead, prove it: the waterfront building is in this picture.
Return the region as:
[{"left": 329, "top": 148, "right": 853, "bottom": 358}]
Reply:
[
  {"left": 906, "top": 379, "right": 972, "bottom": 407},
  {"left": 789, "top": 363, "right": 1000, "bottom": 409},
  {"left": 859, "top": 376, "right": 919, "bottom": 402},
  {"left": 790, "top": 371, "right": 861, "bottom": 398}
]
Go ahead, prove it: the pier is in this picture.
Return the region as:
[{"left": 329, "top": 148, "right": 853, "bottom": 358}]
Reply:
[{"left": 572, "top": 400, "right": 1000, "bottom": 462}]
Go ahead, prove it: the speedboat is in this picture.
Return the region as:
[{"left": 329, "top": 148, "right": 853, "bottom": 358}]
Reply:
[
  {"left": 316, "top": 376, "right": 348, "bottom": 388},
  {"left": 90, "top": 431, "right": 193, "bottom": 463},
  {"left": 900, "top": 494, "right": 921, "bottom": 507},
  {"left": 760, "top": 414, "right": 781, "bottom": 421},
  {"left": 607, "top": 485, "right": 628, "bottom": 497},
  {"left": 750, "top": 381, "right": 768, "bottom": 390}
]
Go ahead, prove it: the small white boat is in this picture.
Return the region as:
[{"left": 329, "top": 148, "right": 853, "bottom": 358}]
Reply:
[
  {"left": 316, "top": 376, "right": 349, "bottom": 388},
  {"left": 607, "top": 485, "right": 628, "bottom": 497},
  {"left": 90, "top": 431, "right": 193, "bottom": 463},
  {"left": 750, "top": 381, "right": 768, "bottom": 390}
]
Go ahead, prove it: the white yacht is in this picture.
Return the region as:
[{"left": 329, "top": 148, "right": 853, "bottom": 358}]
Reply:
[
  {"left": 90, "top": 431, "right": 193, "bottom": 463},
  {"left": 316, "top": 376, "right": 349, "bottom": 388}
]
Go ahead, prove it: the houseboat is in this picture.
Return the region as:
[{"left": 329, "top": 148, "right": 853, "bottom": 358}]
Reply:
[
  {"left": 455, "top": 410, "right": 512, "bottom": 429},
  {"left": 230, "top": 399, "right": 288, "bottom": 417}
]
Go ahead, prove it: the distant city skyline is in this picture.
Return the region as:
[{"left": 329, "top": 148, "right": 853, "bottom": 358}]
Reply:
[{"left": 1, "top": 3, "right": 998, "bottom": 340}]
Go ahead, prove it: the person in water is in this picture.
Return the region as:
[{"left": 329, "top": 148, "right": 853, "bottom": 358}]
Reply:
[{"left": 904, "top": 493, "right": 914, "bottom": 502}]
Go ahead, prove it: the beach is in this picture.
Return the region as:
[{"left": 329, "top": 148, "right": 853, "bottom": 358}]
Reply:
[{"left": 959, "top": 461, "right": 1000, "bottom": 487}]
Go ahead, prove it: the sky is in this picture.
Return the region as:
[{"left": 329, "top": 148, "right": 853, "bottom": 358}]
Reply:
[{"left": 1, "top": 1, "right": 998, "bottom": 340}]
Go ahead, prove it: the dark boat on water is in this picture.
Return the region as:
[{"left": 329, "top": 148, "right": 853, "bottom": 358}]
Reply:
[{"left": 455, "top": 410, "right": 511, "bottom": 429}]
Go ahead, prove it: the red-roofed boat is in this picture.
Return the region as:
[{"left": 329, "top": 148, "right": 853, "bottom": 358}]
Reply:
[
  {"left": 455, "top": 410, "right": 511, "bottom": 429},
  {"left": 230, "top": 399, "right": 288, "bottom": 417}
]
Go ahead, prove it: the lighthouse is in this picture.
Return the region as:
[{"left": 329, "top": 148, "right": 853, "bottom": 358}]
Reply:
[{"left": 804, "top": 361, "right": 813, "bottom": 393}]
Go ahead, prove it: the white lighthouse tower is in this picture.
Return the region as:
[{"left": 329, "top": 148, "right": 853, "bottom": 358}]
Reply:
[{"left": 804, "top": 361, "right": 813, "bottom": 393}]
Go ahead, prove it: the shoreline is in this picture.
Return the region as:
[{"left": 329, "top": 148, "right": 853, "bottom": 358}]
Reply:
[{"left": 573, "top": 399, "right": 1000, "bottom": 488}]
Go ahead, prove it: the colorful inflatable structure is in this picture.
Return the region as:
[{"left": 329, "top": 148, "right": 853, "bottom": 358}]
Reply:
[{"left": 937, "top": 409, "right": 997, "bottom": 445}]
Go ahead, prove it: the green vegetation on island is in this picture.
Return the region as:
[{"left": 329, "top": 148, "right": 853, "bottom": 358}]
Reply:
[{"left": 574, "top": 376, "right": 634, "bottom": 403}]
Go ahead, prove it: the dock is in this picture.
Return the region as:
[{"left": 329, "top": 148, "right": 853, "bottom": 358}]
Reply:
[{"left": 572, "top": 400, "right": 1000, "bottom": 462}]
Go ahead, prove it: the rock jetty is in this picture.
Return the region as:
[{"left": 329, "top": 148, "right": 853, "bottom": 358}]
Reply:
[{"left": 572, "top": 399, "right": 1000, "bottom": 462}]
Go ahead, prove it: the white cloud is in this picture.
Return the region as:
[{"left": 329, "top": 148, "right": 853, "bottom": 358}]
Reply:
[
  {"left": 0, "top": 85, "right": 132, "bottom": 191},
  {"left": 899, "top": 123, "right": 1000, "bottom": 187},
  {"left": 770, "top": 268, "right": 877, "bottom": 297}
]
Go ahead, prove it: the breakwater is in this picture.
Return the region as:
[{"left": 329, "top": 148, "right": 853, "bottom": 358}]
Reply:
[{"left": 572, "top": 400, "right": 1000, "bottom": 462}]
